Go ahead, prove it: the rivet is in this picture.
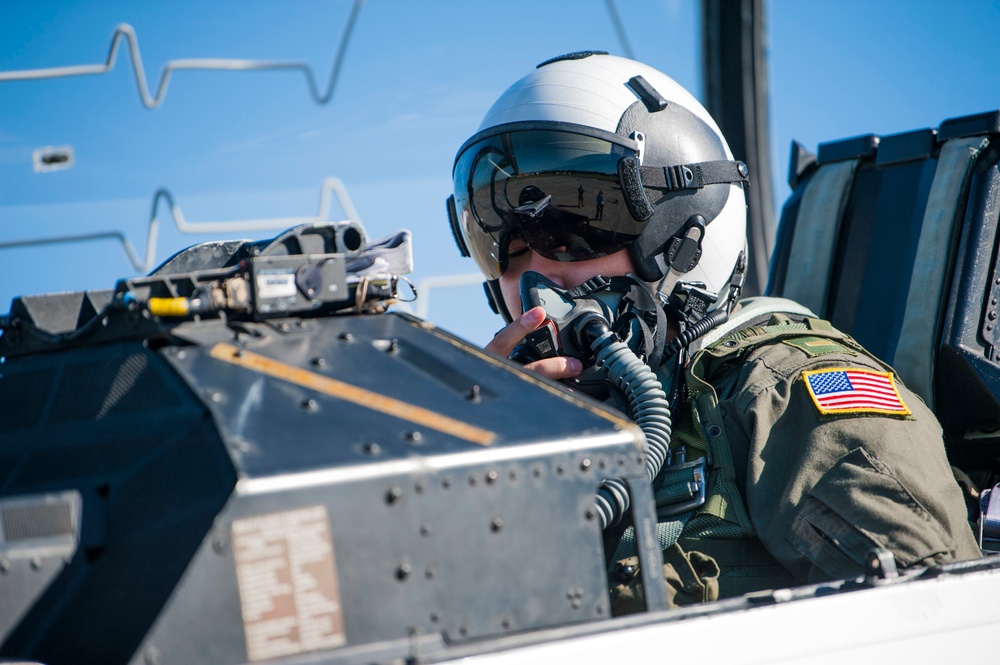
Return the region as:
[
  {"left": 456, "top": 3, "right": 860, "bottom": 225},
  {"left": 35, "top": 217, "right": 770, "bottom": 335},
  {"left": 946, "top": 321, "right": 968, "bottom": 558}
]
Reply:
[
  {"left": 425, "top": 566, "right": 437, "bottom": 580},
  {"left": 584, "top": 508, "right": 596, "bottom": 521},
  {"left": 0, "top": 559, "right": 9, "bottom": 573},
  {"left": 508, "top": 469, "right": 519, "bottom": 482},
  {"left": 467, "top": 384, "right": 481, "bottom": 402},
  {"left": 430, "top": 612, "right": 440, "bottom": 623},
  {"left": 278, "top": 322, "right": 289, "bottom": 332},
  {"left": 406, "top": 430, "right": 423, "bottom": 443},
  {"left": 555, "top": 465, "right": 565, "bottom": 476},
  {"left": 30, "top": 557, "right": 41, "bottom": 571},
  {"left": 501, "top": 616, "right": 513, "bottom": 630},
  {"left": 212, "top": 535, "right": 228, "bottom": 554},
  {"left": 459, "top": 624, "right": 468, "bottom": 636},
  {"left": 420, "top": 523, "right": 432, "bottom": 537},
  {"left": 311, "top": 357, "right": 326, "bottom": 367},
  {"left": 338, "top": 331, "right": 354, "bottom": 342},
  {"left": 386, "top": 486, "right": 403, "bottom": 504},
  {"left": 301, "top": 398, "right": 318, "bottom": 412},
  {"left": 486, "top": 470, "right": 498, "bottom": 484},
  {"left": 415, "top": 481, "right": 425, "bottom": 494},
  {"left": 468, "top": 474, "right": 478, "bottom": 487},
  {"left": 363, "top": 442, "right": 381, "bottom": 456},
  {"left": 441, "top": 477, "right": 452, "bottom": 490},
  {"left": 491, "top": 517, "right": 504, "bottom": 532},
  {"left": 395, "top": 563, "right": 411, "bottom": 581},
  {"left": 388, "top": 338, "right": 399, "bottom": 353},
  {"left": 580, "top": 458, "right": 592, "bottom": 472}
]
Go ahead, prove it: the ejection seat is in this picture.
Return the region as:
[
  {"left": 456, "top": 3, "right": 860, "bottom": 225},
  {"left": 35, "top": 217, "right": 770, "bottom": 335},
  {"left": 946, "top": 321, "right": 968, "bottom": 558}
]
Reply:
[{"left": 766, "top": 110, "right": 1000, "bottom": 549}]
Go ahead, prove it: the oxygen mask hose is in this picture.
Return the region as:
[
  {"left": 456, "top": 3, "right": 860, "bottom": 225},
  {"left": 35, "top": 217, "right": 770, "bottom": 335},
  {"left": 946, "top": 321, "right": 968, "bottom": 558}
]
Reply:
[{"left": 581, "top": 319, "right": 672, "bottom": 530}]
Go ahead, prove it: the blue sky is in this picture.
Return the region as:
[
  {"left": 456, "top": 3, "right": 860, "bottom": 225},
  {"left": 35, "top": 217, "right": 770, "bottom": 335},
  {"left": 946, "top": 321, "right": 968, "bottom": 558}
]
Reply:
[{"left": 1, "top": 0, "right": 998, "bottom": 345}]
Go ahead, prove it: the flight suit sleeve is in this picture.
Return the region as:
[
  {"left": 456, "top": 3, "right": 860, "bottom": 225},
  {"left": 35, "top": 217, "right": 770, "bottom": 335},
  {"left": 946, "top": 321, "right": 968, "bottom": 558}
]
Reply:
[{"left": 722, "top": 344, "right": 982, "bottom": 583}]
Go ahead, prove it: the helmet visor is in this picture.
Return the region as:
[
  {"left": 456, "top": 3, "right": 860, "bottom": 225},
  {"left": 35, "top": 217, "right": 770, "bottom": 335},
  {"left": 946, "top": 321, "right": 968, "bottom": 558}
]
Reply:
[{"left": 453, "top": 129, "right": 647, "bottom": 280}]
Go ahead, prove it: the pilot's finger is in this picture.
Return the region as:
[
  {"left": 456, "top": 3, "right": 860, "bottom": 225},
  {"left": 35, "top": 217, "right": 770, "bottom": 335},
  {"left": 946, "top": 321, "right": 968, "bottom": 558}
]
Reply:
[
  {"left": 484, "top": 306, "right": 546, "bottom": 357},
  {"left": 524, "top": 356, "right": 583, "bottom": 380}
]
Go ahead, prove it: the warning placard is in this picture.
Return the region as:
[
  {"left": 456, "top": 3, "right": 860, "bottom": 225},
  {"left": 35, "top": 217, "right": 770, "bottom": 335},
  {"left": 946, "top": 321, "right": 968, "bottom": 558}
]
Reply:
[{"left": 232, "top": 505, "right": 346, "bottom": 661}]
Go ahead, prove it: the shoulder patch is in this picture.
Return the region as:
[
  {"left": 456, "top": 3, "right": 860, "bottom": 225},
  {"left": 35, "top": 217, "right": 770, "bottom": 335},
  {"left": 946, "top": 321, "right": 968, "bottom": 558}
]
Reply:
[
  {"left": 783, "top": 336, "right": 855, "bottom": 358},
  {"left": 801, "top": 367, "right": 911, "bottom": 417}
]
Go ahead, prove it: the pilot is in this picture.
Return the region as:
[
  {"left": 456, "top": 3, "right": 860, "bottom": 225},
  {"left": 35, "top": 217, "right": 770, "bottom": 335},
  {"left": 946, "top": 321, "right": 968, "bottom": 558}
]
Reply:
[{"left": 449, "top": 52, "right": 982, "bottom": 606}]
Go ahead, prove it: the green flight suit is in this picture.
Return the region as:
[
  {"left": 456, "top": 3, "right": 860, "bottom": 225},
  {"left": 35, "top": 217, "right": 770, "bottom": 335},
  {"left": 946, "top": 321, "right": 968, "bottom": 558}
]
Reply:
[{"left": 612, "top": 299, "right": 982, "bottom": 604}]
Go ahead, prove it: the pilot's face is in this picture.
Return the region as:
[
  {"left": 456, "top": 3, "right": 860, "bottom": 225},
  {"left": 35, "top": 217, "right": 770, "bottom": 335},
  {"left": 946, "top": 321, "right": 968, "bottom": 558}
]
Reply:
[{"left": 498, "top": 238, "right": 637, "bottom": 317}]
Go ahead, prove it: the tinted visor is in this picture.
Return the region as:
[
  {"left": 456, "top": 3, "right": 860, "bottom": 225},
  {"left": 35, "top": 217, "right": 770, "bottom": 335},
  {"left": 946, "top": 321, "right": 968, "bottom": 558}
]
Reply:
[{"left": 453, "top": 129, "right": 646, "bottom": 280}]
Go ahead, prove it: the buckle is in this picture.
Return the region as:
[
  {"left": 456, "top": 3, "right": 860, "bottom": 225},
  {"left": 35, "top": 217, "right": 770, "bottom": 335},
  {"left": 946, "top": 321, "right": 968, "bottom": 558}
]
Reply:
[{"left": 654, "top": 451, "right": 707, "bottom": 519}]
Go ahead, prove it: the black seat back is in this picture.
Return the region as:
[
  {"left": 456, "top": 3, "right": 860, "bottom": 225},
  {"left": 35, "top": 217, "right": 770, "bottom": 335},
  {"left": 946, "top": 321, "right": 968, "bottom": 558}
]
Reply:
[{"left": 768, "top": 111, "right": 1000, "bottom": 440}]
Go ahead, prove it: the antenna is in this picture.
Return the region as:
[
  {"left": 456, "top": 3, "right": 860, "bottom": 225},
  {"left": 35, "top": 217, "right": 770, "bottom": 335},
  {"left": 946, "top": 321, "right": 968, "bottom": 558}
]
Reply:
[
  {"left": 0, "top": 177, "right": 362, "bottom": 273},
  {"left": 0, "top": 0, "right": 365, "bottom": 108}
]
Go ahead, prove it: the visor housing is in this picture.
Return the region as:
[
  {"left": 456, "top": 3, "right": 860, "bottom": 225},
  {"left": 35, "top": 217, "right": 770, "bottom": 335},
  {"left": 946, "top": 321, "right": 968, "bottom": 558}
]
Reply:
[{"left": 453, "top": 127, "right": 647, "bottom": 280}]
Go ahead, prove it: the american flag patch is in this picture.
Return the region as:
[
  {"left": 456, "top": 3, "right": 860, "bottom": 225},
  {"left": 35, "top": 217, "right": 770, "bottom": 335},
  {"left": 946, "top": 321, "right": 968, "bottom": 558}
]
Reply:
[{"left": 802, "top": 367, "right": 911, "bottom": 416}]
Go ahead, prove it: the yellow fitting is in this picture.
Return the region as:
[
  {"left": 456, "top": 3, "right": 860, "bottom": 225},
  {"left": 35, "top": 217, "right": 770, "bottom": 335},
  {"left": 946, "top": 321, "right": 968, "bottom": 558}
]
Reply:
[{"left": 148, "top": 297, "right": 190, "bottom": 317}]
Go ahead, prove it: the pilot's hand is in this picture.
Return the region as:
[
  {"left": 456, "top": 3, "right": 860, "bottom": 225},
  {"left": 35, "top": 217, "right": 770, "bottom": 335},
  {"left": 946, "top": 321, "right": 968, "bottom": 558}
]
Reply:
[{"left": 485, "top": 306, "right": 583, "bottom": 381}]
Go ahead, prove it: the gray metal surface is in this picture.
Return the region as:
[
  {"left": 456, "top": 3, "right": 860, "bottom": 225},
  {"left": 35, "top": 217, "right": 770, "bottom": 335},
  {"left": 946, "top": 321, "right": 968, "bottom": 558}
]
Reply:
[{"left": 126, "top": 313, "right": 649, "bottom": 664}]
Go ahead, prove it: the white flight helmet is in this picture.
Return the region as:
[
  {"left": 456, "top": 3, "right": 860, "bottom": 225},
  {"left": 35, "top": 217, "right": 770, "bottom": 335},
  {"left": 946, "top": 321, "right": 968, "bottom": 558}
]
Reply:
[{"left": 447, "top": 51, "right": 748, "bottom": 322}]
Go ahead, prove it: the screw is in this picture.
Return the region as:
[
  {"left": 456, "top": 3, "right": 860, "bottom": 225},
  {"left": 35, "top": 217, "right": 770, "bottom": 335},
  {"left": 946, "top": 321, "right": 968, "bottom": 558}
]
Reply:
[
  {"left": 723, "top": 340, "right": 738, "bottom": 347},
  {"left": 990, "top": 311, "right": 998, "bottom": 321},
  {"left": 491, "top": 517, "right": 504, "bottom": 532},
  {"left": 144, "top": 646, "right": 162, "bottom": 665},
  {"left": 338, "top": 331, "right": 354, "bottom": 342},
  {"left": 706, "top": 424, "right": 722, "bottom": 438}
]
